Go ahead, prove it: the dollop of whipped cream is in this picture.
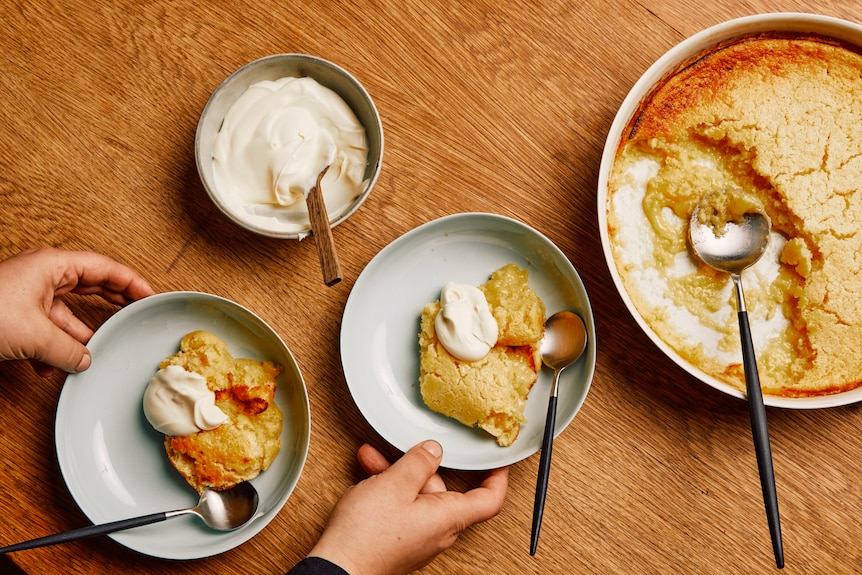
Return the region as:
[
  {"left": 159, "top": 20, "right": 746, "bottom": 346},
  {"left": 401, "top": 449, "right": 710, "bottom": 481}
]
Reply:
[
  {"left": 435, "top": 282, "right": 498, "bottom": 361},
  {"left": 143, "top": 365, "right": 228, "bottom": 436},
  {"left": 213, "top": 76, "right": 368, "bottom": 224}
]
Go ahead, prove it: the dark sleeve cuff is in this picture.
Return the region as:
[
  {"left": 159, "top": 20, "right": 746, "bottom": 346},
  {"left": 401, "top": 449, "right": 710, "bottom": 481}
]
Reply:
[{"left": 286, "top": 556, "right": 350, "bottom": 575}]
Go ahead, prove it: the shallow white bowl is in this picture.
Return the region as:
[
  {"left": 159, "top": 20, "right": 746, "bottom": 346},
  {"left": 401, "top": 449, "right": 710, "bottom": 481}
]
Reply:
[
  {"left": 340, "top": 213, "right": 597, "bottom": 470},
  {"left": 597, "top": 13, "right": 862, "bottom": 409},
  {"left": 55, "top": 292, "right": 310, "bottom": 558},
  {"left": 195, "top": 53, "right": 384, "bottom": 239}
]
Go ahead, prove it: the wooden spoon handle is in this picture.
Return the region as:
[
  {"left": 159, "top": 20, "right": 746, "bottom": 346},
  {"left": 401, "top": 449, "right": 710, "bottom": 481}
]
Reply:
[{"left": 306, "top": 168, "right": 342, "bottom": 286}]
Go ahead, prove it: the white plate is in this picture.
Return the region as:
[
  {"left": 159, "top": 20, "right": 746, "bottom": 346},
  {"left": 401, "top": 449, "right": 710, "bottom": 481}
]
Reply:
[
  {"left": 597, "top": 13, "right": 862, "bottom": 409},
  {"left": 340, "top": 213, "right": 596, "bottom": 470},
  {"left": 55, "top": 292, "right": 311, "bottom": 559}
]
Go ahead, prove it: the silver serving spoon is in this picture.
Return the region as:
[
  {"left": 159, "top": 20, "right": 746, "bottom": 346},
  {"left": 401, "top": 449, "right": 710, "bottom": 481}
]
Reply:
[
  {"left": 0, "top": 482, "right": 259, "bottom": 554},
  {"left": 530, "top": 310, "right": 587, "bottom": 556},
  {"left": 689, "top": 197, "right": 784, "bottom": 569}
]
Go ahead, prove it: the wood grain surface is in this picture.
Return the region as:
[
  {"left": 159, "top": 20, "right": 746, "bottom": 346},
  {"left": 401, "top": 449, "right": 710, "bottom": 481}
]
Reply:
[{"left": 2, "top": 1, "right": 862, "bottom": 573}]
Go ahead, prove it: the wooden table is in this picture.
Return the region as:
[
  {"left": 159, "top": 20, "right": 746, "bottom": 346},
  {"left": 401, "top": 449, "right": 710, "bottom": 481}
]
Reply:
[{"left": 2, "top": 1, "right": 862, "bottom": 573}]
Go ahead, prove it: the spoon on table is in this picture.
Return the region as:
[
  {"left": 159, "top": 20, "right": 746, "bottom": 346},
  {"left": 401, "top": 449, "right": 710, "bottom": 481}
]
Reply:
[
  {"left": 306, "top": 164, "right": 342, "bottom": 286},
  {"left": 530, "top": 310, "right": 588, "bottom": 556},
  {"left": 0, "top": 482, "right": 259, "bottom": 554},
  {"left": 689, "top": 195, "right": 783, "bottom": 569}
]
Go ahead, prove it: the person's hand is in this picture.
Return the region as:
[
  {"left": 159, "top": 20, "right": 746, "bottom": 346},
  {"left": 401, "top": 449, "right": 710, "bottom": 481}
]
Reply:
[
  {"left": 0, "top": 247, "right": 154, "bottom": 376},
  {"left": 309, "top": 440, "right": 509, "bottom": 575}
]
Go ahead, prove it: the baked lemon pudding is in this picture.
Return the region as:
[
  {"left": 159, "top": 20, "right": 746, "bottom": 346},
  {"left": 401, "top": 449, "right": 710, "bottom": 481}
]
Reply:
[
  {"left": 607, "top": 32, "right": 862, "bottom": 397},
  {"left": 419, "top": 264, "right": 545, "bottom": 446},
  {"left": 143, "top": 330, "right": 283, "bottom": 493}
]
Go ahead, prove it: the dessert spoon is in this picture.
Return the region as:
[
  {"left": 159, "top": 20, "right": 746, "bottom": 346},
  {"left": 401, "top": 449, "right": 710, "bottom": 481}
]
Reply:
[
  {"left": 530, "top": 310, "right": 587, "bottom": 555},
  {"left": 689, "top": 196, "right": 783, "bottom": 569},
  {"left": 0, "top": 482, "right": 259, "bottom": 553}
]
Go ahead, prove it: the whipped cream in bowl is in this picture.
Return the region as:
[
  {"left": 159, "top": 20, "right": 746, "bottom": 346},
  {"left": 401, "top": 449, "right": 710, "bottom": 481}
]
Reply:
[{"left": 196, "top": 54, "right": 384, "bottom": 239}]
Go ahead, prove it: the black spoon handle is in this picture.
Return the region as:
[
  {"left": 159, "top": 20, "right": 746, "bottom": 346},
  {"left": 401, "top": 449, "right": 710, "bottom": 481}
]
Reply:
[
  {"left": 0, "top": 511, "right": 168, "bottom": 553},
  {"left": 530, "top": 393, "right": 558, "bottom": 556},
  {"left": 738, "top": 308, "right": 784, "bottom": 569}
]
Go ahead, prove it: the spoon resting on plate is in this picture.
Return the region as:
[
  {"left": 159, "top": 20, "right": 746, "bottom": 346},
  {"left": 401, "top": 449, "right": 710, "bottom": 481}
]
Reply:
[
  {"left": 0, "top": 482, "right": 259, "bottom": 553},
  {"left": 689, "top": 192, "right": 783, "bottom": 569},
  {"left": 530, "top": 310, "right": 587, "bottom": 555}
]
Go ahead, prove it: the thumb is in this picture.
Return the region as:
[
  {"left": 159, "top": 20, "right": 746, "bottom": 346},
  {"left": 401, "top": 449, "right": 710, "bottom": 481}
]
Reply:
[
  {"left": 31, "top": 316, "right": 91, "bottom": 373},
  {"left": 385, "top": 440, "right": 444, "bottom": 495}
]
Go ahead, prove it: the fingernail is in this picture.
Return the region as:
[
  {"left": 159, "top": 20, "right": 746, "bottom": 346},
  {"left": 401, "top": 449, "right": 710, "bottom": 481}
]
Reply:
[
  {"left": 421, "top": 440, "right": 442, "bottom": 458},
  {"left": 74, "top": 353, "right": 91, "bottom": 373}
]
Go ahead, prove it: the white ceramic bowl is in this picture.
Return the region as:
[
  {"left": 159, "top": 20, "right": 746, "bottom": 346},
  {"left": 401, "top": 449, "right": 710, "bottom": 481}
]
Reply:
[
  {"left": 597, "top": 13, "right": 862, "bottom": 409},
  {"left": 55, "top": 292, "right": 311, "bottom": 558},
  {"left": 195, "top": 54, "right": 384, "bottom": 239},
  {"left": 341, "top": 213, "right": 596, "bottom": 470}
]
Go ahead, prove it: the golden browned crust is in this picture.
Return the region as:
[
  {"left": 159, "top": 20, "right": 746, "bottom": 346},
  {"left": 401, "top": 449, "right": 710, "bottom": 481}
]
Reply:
[
  {"left": 419, "top": 264, "right": 545, "bottom": 446},
  {"left": 623, "top": 33, "right": 862, "bottom": 145},
  {"left": 159, "top": 330, "right": 283, "bottom": 493}
]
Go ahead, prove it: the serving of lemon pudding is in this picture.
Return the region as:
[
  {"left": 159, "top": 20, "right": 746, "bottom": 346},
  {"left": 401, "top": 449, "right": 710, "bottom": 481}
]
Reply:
[
  {"left": 606, "top": 32, "right": 862, "bottom": 397},
  {"left": 144, "top": 330, "right": 283, "bottom": 493},
  {"left": 419, "top": 264, "right": 545, "bottom": 446}
]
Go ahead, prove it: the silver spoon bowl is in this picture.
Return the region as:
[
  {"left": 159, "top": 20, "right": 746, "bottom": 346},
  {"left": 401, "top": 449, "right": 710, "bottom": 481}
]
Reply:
[
  {"left": 530, "top": 310, "right": 587, "bottom": 555},
  {"left": 689, "top": 197, "right": 783, "bottom": 568},
  {"left": 0, "top": 482, "right": 259, "bottom": 554},
  {"left": 689, "top": 205, "right": 770, "bottom": 273}
]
